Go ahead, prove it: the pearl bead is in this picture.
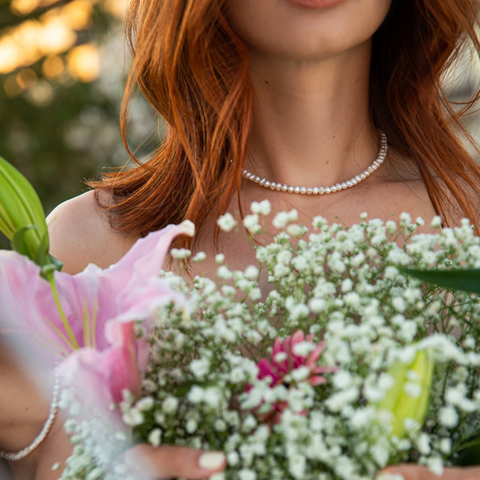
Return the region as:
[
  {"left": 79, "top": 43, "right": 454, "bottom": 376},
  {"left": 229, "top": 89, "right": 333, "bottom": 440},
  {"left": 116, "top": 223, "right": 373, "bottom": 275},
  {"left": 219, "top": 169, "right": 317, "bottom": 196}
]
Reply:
[
  {"left": 265, "top": 181, "right": 271, "bottom": 187},
  {"left": 346, "top": 181, "right": 353, "bottom": 188},
  {"left": 361, "top": 173, "right": 367, "bottom": 180},
  {"left": 255, "top": 176, "right": 261, "bottom": 183},
  {"left": 282, "top": 185, "right": 288, "bottom": 192},
  {"left": 294, "top": 187, "right": 300, "bottom": 194},
  {"left": 300, "top": 187, "right": 307, "bottom": 194},
  {"left": 307, "top": 188, "right": 313, "bottom": 194},
  {"left": 288, "top": 186, "right": 294, "bottom": 193},
  {"left": 270, "top": 182, "right": 276, "bottom": 189},
  {"left": 341, "top": 182, "right": 347, "bottom": 189},
  {"left": 313, "top": 187, "right": 319, "bottom": 194},
  {"left": 325, "top": 187, "right": 331, "bottom": 194},
  {"left": 367, "top": 166, "right": 373, "bottom": 173},
  {"left": 259, "top": 178, "right": 266, "bottom": 185},
  {"left": 276, "top": 183, "right": 282, "bottom": 191},
  {"left": 355, "top": 175, "right": 362, "bottom": 182}
]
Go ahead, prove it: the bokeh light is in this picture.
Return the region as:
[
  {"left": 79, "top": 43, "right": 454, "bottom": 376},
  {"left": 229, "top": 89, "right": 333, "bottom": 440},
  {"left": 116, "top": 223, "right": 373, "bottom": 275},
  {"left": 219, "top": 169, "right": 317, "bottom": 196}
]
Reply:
[
  {"left": 0, "top": 0, "right": 110, "bottom": 75},
  {"left": 67, "top": 44, "right": 99, "bottom": 83},
  {"left": 42, "top": 55, "right": 64, "bottom": 79}
]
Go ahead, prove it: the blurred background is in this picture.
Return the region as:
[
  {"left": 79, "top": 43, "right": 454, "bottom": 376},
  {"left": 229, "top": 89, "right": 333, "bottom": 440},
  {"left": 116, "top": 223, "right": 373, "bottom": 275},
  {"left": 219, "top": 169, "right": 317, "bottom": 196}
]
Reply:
[
  {"left": 0, "top": 0, "right": 158, "bottom": 248},
  {"left": 0, "top": 1, "right": 480, "bottom": 250}
]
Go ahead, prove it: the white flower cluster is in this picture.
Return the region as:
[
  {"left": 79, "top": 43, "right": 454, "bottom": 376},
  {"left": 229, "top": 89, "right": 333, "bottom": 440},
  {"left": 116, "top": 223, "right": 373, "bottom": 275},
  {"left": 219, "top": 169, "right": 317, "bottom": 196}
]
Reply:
[
  {"left": 56, "top": 389, "right": 144, "bottom": 480},
  {"left": 63, "top": 204, "right": 480, "bottom": 480}
]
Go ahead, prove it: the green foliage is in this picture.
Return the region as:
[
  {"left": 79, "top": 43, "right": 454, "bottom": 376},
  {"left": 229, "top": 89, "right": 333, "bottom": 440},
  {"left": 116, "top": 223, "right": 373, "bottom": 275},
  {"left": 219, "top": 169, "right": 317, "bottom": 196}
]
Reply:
[{"left": 400, "top": 267, "right": 480, "bottom": 295}]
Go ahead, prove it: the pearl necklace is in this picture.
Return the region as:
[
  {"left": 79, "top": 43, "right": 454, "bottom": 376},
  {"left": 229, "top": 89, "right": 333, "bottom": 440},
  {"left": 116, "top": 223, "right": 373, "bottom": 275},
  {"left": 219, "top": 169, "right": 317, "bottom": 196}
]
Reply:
[{"left": 241, "top": 131, "right": 387, "bottom": 195}]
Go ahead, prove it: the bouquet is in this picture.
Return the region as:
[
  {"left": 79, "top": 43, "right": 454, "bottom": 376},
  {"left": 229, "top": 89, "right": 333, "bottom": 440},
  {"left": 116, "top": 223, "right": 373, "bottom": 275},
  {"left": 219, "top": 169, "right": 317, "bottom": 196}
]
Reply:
[{"left": 0, "top": 157, "right": 479, "bottom": 480}]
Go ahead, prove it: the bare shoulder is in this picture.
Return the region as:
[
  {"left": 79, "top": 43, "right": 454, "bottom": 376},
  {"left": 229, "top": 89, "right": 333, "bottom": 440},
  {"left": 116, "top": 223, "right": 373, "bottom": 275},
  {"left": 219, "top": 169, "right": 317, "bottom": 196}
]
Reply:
[{"left": 47, "top": 190, "right": 139, "bottom": 275}]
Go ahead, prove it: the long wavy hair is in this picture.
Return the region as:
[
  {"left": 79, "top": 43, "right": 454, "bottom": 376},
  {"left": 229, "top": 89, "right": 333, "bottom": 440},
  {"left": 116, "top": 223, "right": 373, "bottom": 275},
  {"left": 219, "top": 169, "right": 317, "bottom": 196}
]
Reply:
[{"left": 89, "top": 0, "right": 480, "bottom": 245}]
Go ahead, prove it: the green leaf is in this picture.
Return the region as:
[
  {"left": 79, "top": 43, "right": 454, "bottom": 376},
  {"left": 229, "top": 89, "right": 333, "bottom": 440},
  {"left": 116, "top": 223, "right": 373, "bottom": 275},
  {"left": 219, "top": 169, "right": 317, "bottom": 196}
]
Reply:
[
  {"left": 456, "top": 434, "right": 480, "bottom": 453},
  {"left": 398, "top": 267, "right": 480, "bottom": 294},
  {"left": 456, "top": 434, "right": 480, "bottom": 466},
  {"left": 48, "top": 253, "right": 63, "bottom": 272},
  {"left": 40, "top": 264, "right": 58, "bottom": 281}
]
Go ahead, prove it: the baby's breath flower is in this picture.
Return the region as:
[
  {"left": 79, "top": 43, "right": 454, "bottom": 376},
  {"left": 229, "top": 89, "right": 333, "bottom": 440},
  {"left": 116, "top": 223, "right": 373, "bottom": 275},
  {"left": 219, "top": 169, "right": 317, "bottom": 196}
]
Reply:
[
  {"left": 431, "top": 216, "right": 442, "bottom": 228},
  {"left": 162, "top": 396, "right": 179, "bottom": 413},
  {"left": 243, "top": 214, "right": 261, "bottom": 234},
  {"left": 244, "top": 265, "right": 259, "bottom": 280},
  {"left": 192, "top": 251, "right": 207, "bottom": 262},
  {"left": 272, "top": 212, "right": 290, "bottom": 229},
  {"left": 286, "top": 224, "right": 303, "bottom": 237},
  {"left": 186, "top": 419, "right": 198, "bottom": 433},
  {"left": 122, "top": 408, "right": 144, "bottom": 427},
  {"left": 171, "top": 248, "right": 191, "bottom": 259},
  {"left": 309, "top": 298, "right": 327, "bottom": 313},
  {"left": 386, "top": 220, "right": 397, "bottom": 234},
  {"left": 217, "top": 213, "right": 237, "bottom": 232},
  {"left": 148, "top": 429, "right": 162, "bottom": 447},
  {"left": 251, "top": 200, "right": 272, "bottom": 215},
  {"left": 217, "top": 265, "right": 233, "bottom": 280},
  {"left": 136, "top": 397, "right": 155, "bottom": 412},
  {"left": 438, "top": 406, "right": 459, "bottom": 428}
]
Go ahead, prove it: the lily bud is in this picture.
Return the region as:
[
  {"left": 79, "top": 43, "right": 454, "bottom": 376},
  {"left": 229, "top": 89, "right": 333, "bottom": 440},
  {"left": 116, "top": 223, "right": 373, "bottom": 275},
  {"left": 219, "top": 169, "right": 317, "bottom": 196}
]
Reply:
[
  {"left": 374, "top": 348, "right": 435, "bottom": 439},
  {"left": 0, "top": 156, "right": 50, "bottom": 266}
]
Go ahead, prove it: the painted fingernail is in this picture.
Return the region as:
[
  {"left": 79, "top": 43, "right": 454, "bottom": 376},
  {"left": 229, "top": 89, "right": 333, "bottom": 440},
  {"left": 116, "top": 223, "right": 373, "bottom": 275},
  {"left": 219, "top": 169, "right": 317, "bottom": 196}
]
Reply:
[
  {"left": 375, "top": 471, "right": 404, "bottom": 480},
  {"left": 199, "top": 452, "right": 226, "bottom": 471}
]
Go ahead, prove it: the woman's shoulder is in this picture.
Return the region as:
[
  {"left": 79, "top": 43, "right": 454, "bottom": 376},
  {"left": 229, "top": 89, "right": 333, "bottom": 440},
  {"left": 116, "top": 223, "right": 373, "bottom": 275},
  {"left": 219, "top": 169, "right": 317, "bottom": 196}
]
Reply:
[{"left": 47, "top": 190, "right": 139, "bottom": 275}]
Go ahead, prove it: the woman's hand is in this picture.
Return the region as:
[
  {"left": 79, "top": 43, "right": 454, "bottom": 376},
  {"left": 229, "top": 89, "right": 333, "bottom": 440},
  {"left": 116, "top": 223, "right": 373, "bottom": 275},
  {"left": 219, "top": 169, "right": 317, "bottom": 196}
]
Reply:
[
  {"left": 124, "top": 444, "right": 226, "bottom": 479},
  {"left": 33, "top": 414, "right": 226, "bottom": 480},
  {"left": 380, "top": 466, "right": 480, "bottom": 480}
]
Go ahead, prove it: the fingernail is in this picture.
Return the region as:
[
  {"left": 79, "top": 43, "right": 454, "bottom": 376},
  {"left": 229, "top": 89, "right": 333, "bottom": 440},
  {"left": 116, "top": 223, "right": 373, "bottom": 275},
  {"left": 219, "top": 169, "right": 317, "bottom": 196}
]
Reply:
[
  {"left": 376, "top": 470, "right": 404, "bottom": 480},
  {"left": 199, "top": 452, "right": 226, "bottom": 471}
]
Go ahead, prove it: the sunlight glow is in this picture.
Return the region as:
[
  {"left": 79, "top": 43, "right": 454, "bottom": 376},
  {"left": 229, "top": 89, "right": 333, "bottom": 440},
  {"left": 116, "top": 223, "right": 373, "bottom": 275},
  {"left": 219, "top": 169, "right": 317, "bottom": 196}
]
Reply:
[
  {"left": 0, "top": 0, "right": 102, "bottom": 75},
  {"left": 67, "top": 44, "right": 100, "bottom": 82}
]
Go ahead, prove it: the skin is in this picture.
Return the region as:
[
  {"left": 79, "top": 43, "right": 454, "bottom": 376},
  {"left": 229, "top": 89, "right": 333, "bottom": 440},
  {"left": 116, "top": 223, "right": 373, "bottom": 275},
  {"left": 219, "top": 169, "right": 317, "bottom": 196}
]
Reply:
[{"left": 1, "top": 0, "right": 479, "bottom": 478}]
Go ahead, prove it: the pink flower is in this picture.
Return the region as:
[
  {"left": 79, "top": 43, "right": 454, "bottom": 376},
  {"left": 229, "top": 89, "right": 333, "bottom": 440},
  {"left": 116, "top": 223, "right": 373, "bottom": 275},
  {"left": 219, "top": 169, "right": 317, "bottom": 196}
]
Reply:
[
  {"left": 0, "top": 221, "right": 194, "bottom": 418},
  {"left": 258, "top": 330, "right": 335, "bottom": 387},
  {"left": 254, "top": 330, "right": 336, "bottom": 423}
]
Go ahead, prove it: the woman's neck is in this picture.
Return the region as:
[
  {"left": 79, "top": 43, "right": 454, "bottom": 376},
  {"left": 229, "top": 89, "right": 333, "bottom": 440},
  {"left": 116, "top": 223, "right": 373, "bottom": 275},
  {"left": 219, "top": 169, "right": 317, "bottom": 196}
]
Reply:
[{"left": 246, "top": 40, "right": 382, "bottom": 188}]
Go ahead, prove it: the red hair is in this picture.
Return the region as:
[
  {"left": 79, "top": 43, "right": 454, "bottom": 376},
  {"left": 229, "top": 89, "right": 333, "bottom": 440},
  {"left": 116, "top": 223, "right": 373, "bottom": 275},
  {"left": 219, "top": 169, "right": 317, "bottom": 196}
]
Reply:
[{"left": 89, "top": 0, "right": 480, "bottom": 244}]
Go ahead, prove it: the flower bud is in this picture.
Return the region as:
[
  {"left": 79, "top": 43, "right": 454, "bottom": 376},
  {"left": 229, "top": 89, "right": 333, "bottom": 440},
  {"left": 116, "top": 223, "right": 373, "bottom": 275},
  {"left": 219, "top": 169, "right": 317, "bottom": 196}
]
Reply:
[
  {"left": 373, "top": 348, "right": 434, "bottom": 439},
  {"left": 0, "top": 156, "right": 50, "bottom": 265}
]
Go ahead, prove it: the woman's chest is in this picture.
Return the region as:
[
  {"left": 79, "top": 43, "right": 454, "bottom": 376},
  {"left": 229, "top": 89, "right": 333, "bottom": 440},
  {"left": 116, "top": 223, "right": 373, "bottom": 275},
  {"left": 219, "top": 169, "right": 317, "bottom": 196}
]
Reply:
[{"left": 189, "top": 178, "right": 439, "bottom": 281}]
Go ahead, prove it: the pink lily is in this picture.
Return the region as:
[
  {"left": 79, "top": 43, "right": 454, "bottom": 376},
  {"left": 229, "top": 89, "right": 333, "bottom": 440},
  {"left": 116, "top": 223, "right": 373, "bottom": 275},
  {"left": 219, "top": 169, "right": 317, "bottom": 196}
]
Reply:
[{"left": 0, "top": 221, "right": 194, "bottom": 415}]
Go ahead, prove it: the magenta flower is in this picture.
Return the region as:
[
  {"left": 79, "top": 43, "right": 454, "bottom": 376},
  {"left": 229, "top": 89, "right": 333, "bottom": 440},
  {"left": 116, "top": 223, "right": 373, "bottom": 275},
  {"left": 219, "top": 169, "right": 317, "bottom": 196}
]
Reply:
[
  {"left": 250, "top": 331, "right": 335, "bottom": 424},
  {"left": 257, "top": 330, "right": 335, "bottom": 387},
  {"left": 0, "top": 221, "right": 194, "bottom": 416}
]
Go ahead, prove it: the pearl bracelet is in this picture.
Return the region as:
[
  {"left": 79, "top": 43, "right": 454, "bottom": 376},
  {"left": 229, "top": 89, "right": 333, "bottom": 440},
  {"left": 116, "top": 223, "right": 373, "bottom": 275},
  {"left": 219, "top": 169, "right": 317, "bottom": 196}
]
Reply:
[{"left": 0, "top": 369, "right": 60, "bottom": 461}]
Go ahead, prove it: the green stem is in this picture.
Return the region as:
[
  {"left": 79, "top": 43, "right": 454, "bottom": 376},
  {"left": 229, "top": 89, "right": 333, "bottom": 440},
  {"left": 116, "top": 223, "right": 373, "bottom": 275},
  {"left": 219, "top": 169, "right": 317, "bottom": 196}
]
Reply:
[{"left": 48, "top": 275, "right": 79, "bottom": 350}]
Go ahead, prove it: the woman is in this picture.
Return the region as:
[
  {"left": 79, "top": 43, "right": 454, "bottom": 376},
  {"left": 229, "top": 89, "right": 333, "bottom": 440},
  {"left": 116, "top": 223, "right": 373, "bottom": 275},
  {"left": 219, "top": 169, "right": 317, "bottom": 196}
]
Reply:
[{"left": 2, "top": 0, "right": 480, "bottom": 478}]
